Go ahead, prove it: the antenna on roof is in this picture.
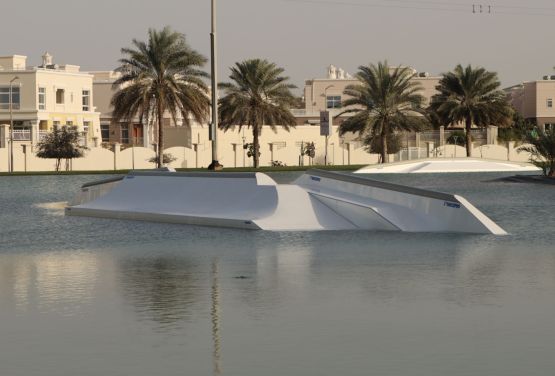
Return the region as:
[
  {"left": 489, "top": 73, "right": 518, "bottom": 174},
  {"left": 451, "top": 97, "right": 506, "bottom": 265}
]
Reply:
[{"left": 472, "top": 4, "right": 493, "bottom": 14}]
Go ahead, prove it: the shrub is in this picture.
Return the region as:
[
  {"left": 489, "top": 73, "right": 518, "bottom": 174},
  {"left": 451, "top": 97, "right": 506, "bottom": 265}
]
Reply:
[
  {"left": 447, "top": 130, "right": 471, "bottom": 146},
  {"left": 148, "top": 153, "right": 177, "bottom": 165},
  {"left": 36, "top": 126, "right": 87, "bottom": 171},
  {"left": 518, "top": 129, "right": 555, "bottom": 177}
]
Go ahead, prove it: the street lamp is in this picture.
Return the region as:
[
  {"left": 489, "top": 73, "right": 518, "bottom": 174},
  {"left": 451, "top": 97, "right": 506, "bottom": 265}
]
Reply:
[
  {"left": 9, "top": 76, "right": 20, "bottom": 173},
  {"left": 208, "top": 0, "right": 222, "bottom": 170},
  {"left": 323, "top": 85, "right": 334, "bottom": 166}
]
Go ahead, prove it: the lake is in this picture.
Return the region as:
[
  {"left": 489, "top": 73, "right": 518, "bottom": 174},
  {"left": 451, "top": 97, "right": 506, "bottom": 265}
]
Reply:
[{"left": 1, "top": 171, "right": 554, "bottom": 376}]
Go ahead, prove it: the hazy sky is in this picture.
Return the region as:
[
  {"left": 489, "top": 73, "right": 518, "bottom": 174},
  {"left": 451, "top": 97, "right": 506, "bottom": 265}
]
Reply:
[{"left": 3, "top": 0, "right": 555, "bottom": 91}]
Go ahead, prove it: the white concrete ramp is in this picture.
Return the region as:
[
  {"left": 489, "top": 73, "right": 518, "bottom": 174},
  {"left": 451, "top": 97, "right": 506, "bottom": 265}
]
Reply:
[
  {"left": 66, "top": 169, "right": 507, "bottom": 235},
  {"left": 355, "top": 158, "right": 540, "bottom": 174}
]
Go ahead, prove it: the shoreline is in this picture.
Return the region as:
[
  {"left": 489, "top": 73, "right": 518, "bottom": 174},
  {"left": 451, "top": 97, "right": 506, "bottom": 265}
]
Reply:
[{"left": 0, "top": 164, "right": 365, "bottom": 177}]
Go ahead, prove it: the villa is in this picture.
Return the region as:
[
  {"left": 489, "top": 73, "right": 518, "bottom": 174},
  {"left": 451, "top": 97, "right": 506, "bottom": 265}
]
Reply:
[
  {"left": 0, "top": 53, "right": 101, "bottom": 148},
  {"left": 507, "top": 76, "right": 555, "bottom": 132},
  {"left": 297, "top": 65, "right": 440, "bottom": 122},
  {"left": 92, "top": 71, "right": 195, "bottom": 150}
]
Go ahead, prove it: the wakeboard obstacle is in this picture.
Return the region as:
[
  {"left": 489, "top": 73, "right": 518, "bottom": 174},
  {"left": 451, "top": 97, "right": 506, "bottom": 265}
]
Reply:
[{"left": 65, "top": 169, "right": 506, "bottom": 234}]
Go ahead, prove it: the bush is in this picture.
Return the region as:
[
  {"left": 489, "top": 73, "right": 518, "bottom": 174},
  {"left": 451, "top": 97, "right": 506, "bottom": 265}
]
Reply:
[
  {"left": 148, "top": 153, "right": 177, "bottom": 165},
  {"left": 302, "top": 142, "right": 316, "bottom": 158},
  {"left": 446, "top": 130, "right": 472, "bottom": 146},
  {"left": 243, "top": 143, "right": 261, "bottom": 159},
  {"left": 518, "top": 129, "right": 555, "bottom": 177}
]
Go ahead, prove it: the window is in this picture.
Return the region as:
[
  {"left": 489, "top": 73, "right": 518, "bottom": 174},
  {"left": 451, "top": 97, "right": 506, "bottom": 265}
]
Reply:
[
  {"left": 82, "top": 90, "right": 90, "bottom": 111},
  {"left": 101, "top": 124, "right": 110, "bottom": 142},
  {"left": 66, "top": 121, "right": 73, "bottom": 127},
  {"left": 326, "top": 95, "right": 341, "bottom": 109},
  {"left": 83, "top": 121, "right": 90, "bottom": 135},
  {"left": 38, "top": 87, "right": 46, "bottom": 110},
  {"left": 56, "top": 89, "right": 65, "bottom": 104},
  {"left": 545, "top": 123, "right": 555, "bottom": 132},
  {"left": 53, "top": 121, "right": 60, "bottom": 127},
  {"left": 121, "top": 124, "right": 129, "bottom": 144},
  {"left": 548, "top": 99, "right": 553, "bottom": 108},
  {"left": 0, "top": 87, "right": 20, "bottom": 110}
]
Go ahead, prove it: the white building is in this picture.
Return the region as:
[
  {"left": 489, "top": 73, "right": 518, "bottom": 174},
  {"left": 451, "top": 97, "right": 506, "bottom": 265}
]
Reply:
[{"left": 0, "top": 53, "right": 101, "bottom": 147}]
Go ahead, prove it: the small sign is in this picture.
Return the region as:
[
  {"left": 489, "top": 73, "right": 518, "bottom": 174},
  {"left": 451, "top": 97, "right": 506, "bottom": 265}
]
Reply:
[{"left": 320, "top": 111, "right": 332, "bottom": 136}]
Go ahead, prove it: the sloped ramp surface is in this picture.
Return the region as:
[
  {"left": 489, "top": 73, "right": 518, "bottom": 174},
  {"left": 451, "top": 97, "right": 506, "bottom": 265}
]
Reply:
[{"left": 66, "top": 169, "right": 507, "bottom": 234}]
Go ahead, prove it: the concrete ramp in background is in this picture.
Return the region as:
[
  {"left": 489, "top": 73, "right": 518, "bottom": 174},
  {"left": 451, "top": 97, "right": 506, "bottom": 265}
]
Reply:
[
  {"left": 355, "top": 159, "right": 540, "bottom": 174},
  {"left": 66, "top": 169, "right": 507, "bottom": 235}
]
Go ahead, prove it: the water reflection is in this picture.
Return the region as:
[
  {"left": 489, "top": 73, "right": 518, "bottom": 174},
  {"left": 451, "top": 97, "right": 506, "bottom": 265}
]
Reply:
[
  {"left": 117, "top": 256, "right": 203, "bottom": 331},
  {"left": 211, "top": 259, "right": 222, "bottom": 376},
  {"left": 0, "top": 252, "right": 99, "bottom": 316}
]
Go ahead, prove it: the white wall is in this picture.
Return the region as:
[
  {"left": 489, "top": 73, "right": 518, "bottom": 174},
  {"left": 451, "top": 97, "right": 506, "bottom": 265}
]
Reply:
[{"left": 0, "top": 125, "right": 536, "bottom": 172}]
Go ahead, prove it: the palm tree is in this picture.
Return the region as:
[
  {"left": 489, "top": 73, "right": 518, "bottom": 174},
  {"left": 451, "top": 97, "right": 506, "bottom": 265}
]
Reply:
[
  {"left": 337, "top": 61, "right": 425, "bottom": 163},
  {"left": 430, "top": 64, "right": 512, "bottom": 157},
  {"left": 111, "top": 27, "right": 210, "bottom": 168},
  {"left": 218, "top": 59, "right": 297, "bottom": 168},
  {"left": 519, "top": 129, "right": 555, "bottom": 177}
]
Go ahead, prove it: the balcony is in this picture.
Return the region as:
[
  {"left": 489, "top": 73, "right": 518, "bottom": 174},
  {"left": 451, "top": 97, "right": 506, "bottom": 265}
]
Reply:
[{"left": 11, "top": 129, "right": 30, "bottom": 141}]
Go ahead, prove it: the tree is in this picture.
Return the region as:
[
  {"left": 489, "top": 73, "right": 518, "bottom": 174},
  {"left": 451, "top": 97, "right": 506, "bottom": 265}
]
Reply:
[
  {"left": 518, "top": 129, "right": 555, "bottom": 177},
  {"left": 430, "top": 64, "right": 512, "bottom": 157},
  {"left": 218, "top": 59, "right": 297, "bottom": 168},
  {"left": 36, "top": 126, "right": 87, "bottom": 171},
  {"left": 498, "top": 109, "right": 536, "bottom": 146},
  {"left": 337, "top": 61, "right": 425, "bottom": 164},
  {"left": 111, "top": 27, "right": 210, "bottom": 168},
  {"left": 302, "top": 142, "right": 316, "bottom": 165}
]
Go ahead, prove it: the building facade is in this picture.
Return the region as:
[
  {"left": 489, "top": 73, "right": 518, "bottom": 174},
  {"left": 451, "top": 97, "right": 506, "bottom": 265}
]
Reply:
[
  {"left": 92, "top": 71, "right": 194, "bottom": 149},
  {"left": 508, "top": 76, "right": 555, "bottom": 132},
  {"left": 294, "top": 65, "right": 440, "bottom": 129},
  {"left": 0, "top": 53, "right": 101, "bottom": 147},
  {"left": 303, "top": 65, "right": 440, "bottom": 113}
]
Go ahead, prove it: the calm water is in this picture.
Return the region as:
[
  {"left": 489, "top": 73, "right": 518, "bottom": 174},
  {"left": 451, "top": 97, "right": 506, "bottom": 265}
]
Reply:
[{"left": 0, "top": 171, "right": 554, "bottom": 376}]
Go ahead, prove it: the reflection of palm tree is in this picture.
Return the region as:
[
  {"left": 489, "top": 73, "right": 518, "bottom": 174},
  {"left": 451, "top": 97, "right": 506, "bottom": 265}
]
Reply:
[
  {"left": 118, "top": 257, "right": 200, "bottom": 329},
  {"left": 211, "top": 259, "right": 222, "bottom": 376}
]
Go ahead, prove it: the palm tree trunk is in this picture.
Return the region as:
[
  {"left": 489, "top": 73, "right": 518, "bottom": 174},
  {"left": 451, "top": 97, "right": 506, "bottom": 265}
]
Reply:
[
  {"left": 157, "top": 99, "right": 164, "bottom": 168},
  {"left": 465, "top": 117, "right": 472, "bottom": 157},
  {"left": 549, "top": 162, "right": 555, "bottom": 177},
  {"left": 381, "top": 133, "right": 389, "bottom": 164},
  {"left": 253, "top": 125, "right": 260, "bottom": 168}
]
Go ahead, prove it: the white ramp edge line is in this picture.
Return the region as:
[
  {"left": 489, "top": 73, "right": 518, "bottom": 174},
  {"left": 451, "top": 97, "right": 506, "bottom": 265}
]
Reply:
[{"left": 455, "top": 195, "right": 508, "bottom": 235}]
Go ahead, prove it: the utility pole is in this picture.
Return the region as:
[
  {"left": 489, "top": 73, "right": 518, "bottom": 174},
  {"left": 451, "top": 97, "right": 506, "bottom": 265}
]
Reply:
[
  {"left": 208, "top": 0, "right": 222, "bottom": 170},
  {"left": 9, "top": 76, "right": 19, "bottom": 173}
]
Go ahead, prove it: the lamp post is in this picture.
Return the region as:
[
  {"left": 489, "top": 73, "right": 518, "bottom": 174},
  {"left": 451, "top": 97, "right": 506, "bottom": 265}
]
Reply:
[
  {"left": 241, "top": 135, "right": 246, "bottom": 167},
  {"left": 9, "top": 76, "right": 20, "bottom": 173},
  {"left": 323, "top": 85, "right": 334, "bottom": 166},
  {"left": 208, "top": 0, "right": 222, "bottom": 170}
]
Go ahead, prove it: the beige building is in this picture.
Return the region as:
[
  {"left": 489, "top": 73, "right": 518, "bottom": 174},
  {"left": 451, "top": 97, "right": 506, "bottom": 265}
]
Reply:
[
  {"left": 92, "top": 71, "right": 193, "bottom": 149},
  {"left": 0, "top": 53, "right": 101, "bottom": 147},
  {"left": 295, "top": 65, "right": 440, "bottom": 125},
  {"left": 508, "top": 76, "right": 555, "bottom": 131}
]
